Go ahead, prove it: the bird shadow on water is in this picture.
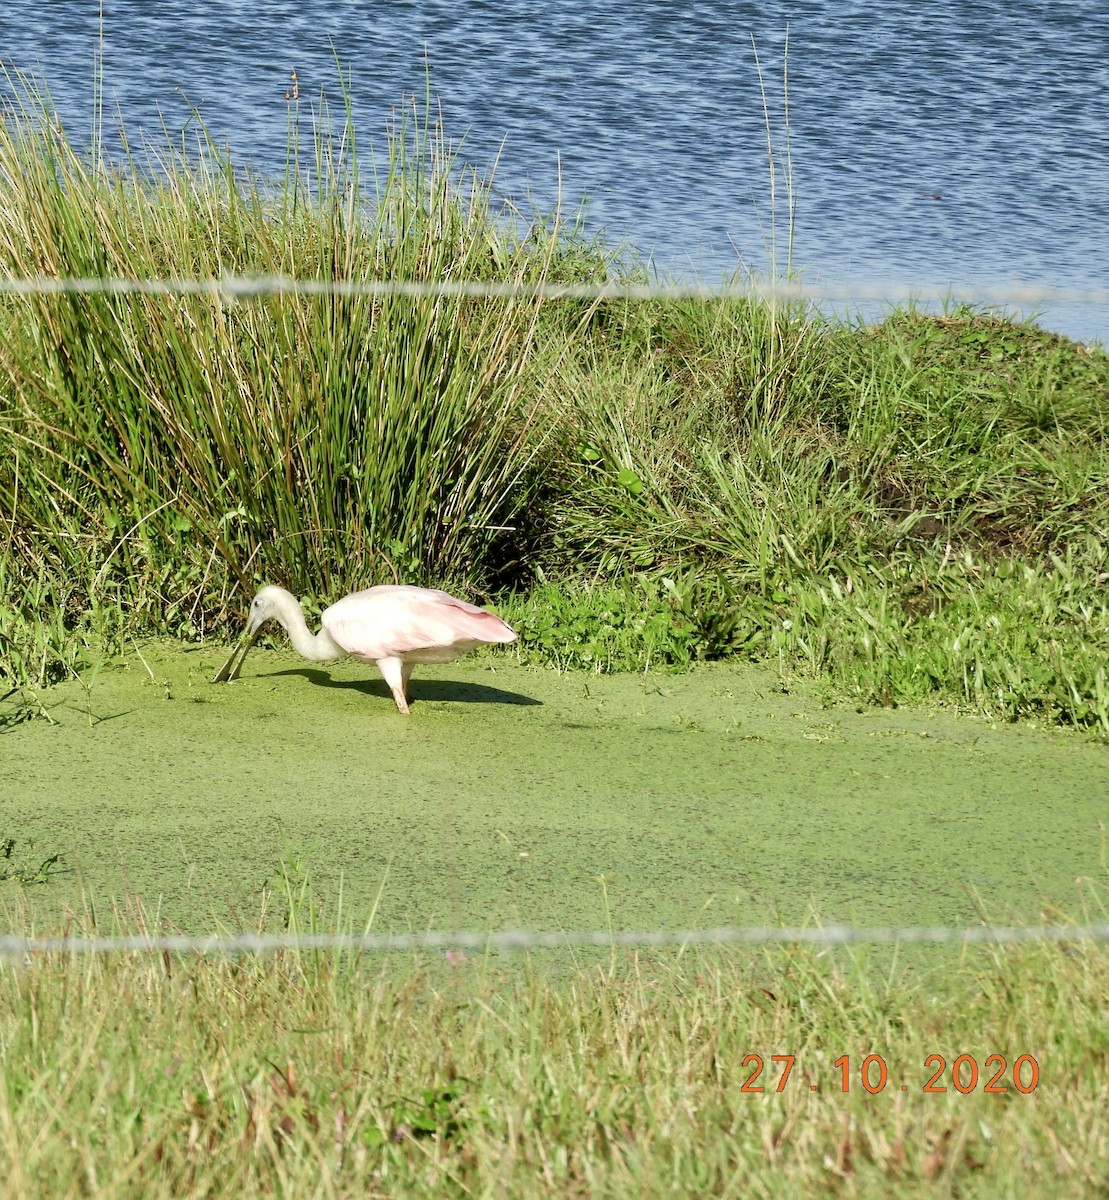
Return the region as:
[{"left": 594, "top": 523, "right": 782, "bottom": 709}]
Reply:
[{"left": 261, "top": 668, "right": 542, "bottom": 708}]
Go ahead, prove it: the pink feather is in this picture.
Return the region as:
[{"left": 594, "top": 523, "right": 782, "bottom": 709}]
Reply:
[{"left": 322, "top": 585, "right": 517, "bottom": 663}]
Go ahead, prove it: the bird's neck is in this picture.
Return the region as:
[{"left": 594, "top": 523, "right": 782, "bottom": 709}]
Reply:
[
  {"left": 276, "top": 594, "right": 345, "bottom": 662},
  {"left": 289, "top": 623, "right": 345, "bottom": 662}
]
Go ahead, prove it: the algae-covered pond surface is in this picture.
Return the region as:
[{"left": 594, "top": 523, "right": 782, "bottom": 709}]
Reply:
[{"left": 2, "top": 643, "right": 1106, "bottom": 936}]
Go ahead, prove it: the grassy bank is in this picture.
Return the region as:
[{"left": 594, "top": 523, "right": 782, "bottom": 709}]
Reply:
[
  {"left": 1, "top": 74, "right": 1107, "bottom": 735},
  {"left": 1, "top": 896, "right": 1106, "bottom": 1198}
]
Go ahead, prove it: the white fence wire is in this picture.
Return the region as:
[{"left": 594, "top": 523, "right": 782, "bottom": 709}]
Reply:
[
  {"left": 2, "top": 924, "right": 1107, "bottom": 960},
  {"left": 0, "top": 273, "right": 1107, "bottom": 310}
]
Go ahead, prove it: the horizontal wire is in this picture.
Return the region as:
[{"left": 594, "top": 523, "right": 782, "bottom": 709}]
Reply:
[
  {"left": 0, "top": 274, "right": 1106, "bottom": 309},
  {"left": 1, "top": 923, "right": 1106, "bottom": 960}
]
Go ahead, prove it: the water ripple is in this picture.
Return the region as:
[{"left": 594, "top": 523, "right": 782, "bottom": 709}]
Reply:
[{"left": 0, "top": 0, "right": 1106, "bottom": 339}]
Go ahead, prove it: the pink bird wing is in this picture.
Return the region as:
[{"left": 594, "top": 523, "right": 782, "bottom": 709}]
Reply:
[{"left": 322, "top": 586, "right": 516, "bottom": 660}]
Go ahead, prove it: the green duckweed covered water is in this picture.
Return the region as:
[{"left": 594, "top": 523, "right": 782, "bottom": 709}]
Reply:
[{"left": 2, "top": 643, "right": 1106, "bottom": 937}]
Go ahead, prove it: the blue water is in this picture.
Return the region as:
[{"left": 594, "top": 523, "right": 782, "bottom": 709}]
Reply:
[{"left": 1, "top": 1, "right": 1107, "bottom": 342}]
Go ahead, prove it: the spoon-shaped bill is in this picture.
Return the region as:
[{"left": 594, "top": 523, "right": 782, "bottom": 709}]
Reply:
[{"left": 212, "top": 634, "right": 253, "bottom": 683}]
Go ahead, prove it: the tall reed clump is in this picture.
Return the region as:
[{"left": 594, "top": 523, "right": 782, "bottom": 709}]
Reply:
[{"left": 0, "top": 72, "right": 587, "bottom": 684}]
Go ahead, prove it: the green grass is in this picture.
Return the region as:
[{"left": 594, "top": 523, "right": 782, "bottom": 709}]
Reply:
[{"left": 1, "top": 886, "right": 1106, "bottom": 1198}]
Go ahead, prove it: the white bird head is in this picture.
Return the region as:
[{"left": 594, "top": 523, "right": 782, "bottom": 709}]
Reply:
[{"left": 245, "top": 585, "right": 294, "bottom": 637}]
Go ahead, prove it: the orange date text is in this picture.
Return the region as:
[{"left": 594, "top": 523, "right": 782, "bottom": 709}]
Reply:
[{"left": 740, "top": 1053, "right": 1039, "bottom": 1094}]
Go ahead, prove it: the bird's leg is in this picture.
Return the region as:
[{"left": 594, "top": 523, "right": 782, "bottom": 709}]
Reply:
[{"left": 376, "top": 656, "right": 411, "bottom": 715}]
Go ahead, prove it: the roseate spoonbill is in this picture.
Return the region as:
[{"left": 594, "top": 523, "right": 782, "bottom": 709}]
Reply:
[{"left": 213, "top": 584, "right": 517, "bottom": 714}]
